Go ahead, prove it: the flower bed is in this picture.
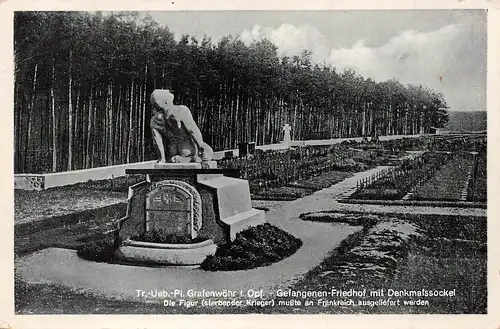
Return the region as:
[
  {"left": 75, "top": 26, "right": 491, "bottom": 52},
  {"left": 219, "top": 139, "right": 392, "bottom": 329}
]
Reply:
[
  {"left": 293, "top": 215, "right": 422, "bottom": 289},
  {"left": 130, "top": 229, "right": 206, "bottom": 244},
  {"left": 76, "top": 229, "right": 208, "bottom": 263},
  {"left": 200, "top": 223, "right": 302, "bottom": 271},
  {"left": 251, "top": 171, "right": 354, "bottom": 201},
  {"left": 276, "top": 212, "right": 486, "bottom": 314},
  {"left": 77, "top": 224, "right": 303, "bottom": 269}
]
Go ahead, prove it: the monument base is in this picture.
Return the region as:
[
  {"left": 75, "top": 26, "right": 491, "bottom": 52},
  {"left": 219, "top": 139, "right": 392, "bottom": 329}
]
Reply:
[
  {"left": 116, "top": 238, "right": 217, "bottom": 266},
  {"left": 116, "top": 163, "right": 266, "bottom": 266},
  {"left": 221, "top": 208, "right": 266, "bottom": 240}
]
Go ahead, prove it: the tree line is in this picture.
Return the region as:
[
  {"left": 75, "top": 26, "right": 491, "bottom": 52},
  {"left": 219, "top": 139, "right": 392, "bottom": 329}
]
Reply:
[{"left": 14, "top": 11, "right": 449, "bottom": 173}]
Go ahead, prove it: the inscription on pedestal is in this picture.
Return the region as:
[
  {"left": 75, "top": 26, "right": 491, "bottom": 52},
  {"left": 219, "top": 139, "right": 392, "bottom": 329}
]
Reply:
[
  {"left": 145, "top": 180, "right": 202, "bottom": 239},
  {"left": 146, "top": 185, "right": 193, "bottom": 237}
]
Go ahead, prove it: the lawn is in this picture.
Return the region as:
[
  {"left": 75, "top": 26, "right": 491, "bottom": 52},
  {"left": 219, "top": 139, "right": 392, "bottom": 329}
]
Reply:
[
  {"left": 382, "top": 252, "right": 486, "bottom": 313},
  {"left": 14, "top": 175, "right": 144, "bottom": 224},
  {"left": 413, "top": 154, "right": 473, "bottom": 201},
  {"left": 15, "top": 203, "right": 126, "bottom": 256}
]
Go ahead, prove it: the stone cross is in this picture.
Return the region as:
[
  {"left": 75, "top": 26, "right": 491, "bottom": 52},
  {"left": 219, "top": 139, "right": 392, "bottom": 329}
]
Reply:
[{"left": 283, "top": 124, "right": 292, "bottom": 142}]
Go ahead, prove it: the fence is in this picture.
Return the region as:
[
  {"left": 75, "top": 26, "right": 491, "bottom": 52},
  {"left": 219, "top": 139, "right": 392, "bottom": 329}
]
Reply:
[{"left": 355, "top": 151, "right": 453, "bottom": 193}]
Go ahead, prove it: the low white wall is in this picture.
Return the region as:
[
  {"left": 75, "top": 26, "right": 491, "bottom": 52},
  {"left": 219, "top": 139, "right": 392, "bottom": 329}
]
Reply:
[
  {"left": 15, "top": 135, "right": 422, "bottom": 190},
  {"left": 15, "top": 160, "right": 157, "bottom": 191}
]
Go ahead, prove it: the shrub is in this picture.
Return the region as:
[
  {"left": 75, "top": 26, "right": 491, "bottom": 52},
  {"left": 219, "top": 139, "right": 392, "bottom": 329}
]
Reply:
[
  {"left": 130, "top": 229, "right": 206, "bottom": 244},
  {"left": 76, "top": 235, "right": 117, "bottom": 263},
  {"left": 200, "top": 223, "right": 302, "bottom": 271}
]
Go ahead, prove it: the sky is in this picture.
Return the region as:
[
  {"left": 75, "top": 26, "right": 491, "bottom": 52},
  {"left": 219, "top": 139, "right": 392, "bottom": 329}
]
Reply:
[{"left": 143, "top": 10, "right": 487, "bottom": 112}]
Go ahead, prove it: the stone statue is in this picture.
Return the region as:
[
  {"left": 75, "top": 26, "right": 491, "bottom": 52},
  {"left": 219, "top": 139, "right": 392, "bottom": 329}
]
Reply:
[
  {"left": 150, "top": 89, "right": 213, "bottom": 163},
  {"left": 283, "top": 123, "right": 292, "bottom": 142}
]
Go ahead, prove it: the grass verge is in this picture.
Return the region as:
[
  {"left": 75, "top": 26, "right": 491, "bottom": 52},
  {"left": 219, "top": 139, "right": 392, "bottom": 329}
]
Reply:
[{"left": 254, "top": 212, "right": 486, "bottom": 314}]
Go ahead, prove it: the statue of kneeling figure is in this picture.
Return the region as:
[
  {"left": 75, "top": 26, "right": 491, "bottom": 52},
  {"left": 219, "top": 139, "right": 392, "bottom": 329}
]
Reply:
[{"left": 150, "top": 89, "right": 213, "bottom": 164}]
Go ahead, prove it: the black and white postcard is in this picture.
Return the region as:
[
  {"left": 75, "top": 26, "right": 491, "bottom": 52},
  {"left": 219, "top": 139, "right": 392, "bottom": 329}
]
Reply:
[{"left": 1, "top": 1, "right": 499, "bottom": 329}]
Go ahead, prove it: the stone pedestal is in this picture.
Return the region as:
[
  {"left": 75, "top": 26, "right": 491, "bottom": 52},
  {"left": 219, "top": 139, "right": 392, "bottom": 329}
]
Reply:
[
  {"left": 116, "top": 239, "right": 218, "bottom": 266},
  {"left": 114, "top": 163, "right": 265, "bottom": 265}
]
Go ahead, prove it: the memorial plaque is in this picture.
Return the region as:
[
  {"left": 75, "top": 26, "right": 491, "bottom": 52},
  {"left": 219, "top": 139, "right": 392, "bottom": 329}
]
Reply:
[{"left": 146, "top": 184, "right": 194, "bottom": 238}]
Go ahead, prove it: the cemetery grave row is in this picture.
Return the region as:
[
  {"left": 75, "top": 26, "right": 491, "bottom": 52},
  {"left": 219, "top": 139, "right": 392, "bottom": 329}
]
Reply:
[
  {"left": 14, "top": 134, "right": 485, "bottom": 228},
  {"left": 351, "top": 151, "right": 453, "bottom": 200},
  {"left": 28, "top": 136, "right": 436, "bottom": 199},
  {"left": 411, "top": 146, "right": 486, "bottom": 202},
  {"left": 218, "top": 143, "right": 396, "bottom": 197},
  {"left": 350, "top": 134, "right": 487, "bottom": 202},
  {"left": 14, "top": 138, "right": 409, "bottom": 225},
  {"left": 412, "top": 153, "right": 475, "bottom": 201}
]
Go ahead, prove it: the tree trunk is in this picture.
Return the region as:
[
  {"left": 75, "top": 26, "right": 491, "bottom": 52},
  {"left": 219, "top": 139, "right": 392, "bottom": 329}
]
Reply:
[
  {"left": 50, "top": 63, "right": 57, "bottom": 172},
  {"left": 142, "top": 65, "right": 147, "bottom": 161},
  {"left": 24, "top": 63, "right": 38, "bottom": 173},
  {"left": 74, "top": 90, "right": 80, "bottom": 169},
  {"left": 108, "top": 82, "right": 113, "bottom": 165},
  {"left": 67, "top": 51, "right": 73, "bottom": 171},
  {"left": 127, "top": 81, "right": 134, "bottom": 163},
  {"left": 86, "top": 87, "right": 94, "bottom": 169},
  {"left": 292, "top": 98, "right": 298, "bottom": 140},
  {"left": 115, "top": 85, "right": 122, "bottom": 164}
]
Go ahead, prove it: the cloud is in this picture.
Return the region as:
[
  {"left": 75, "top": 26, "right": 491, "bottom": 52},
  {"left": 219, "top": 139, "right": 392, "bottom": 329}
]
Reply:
[
  {"left": 239, "top": 20, "right": 486, "bottom": 111},
  {"left": 240, "top": 23, "right": 329, "bottom": 61},
  {"left": 329, "top": 25, "right": 459, "bottom": 83},
  {"left": 329, "top": 21, "right": 485, "bottom": 111}
]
